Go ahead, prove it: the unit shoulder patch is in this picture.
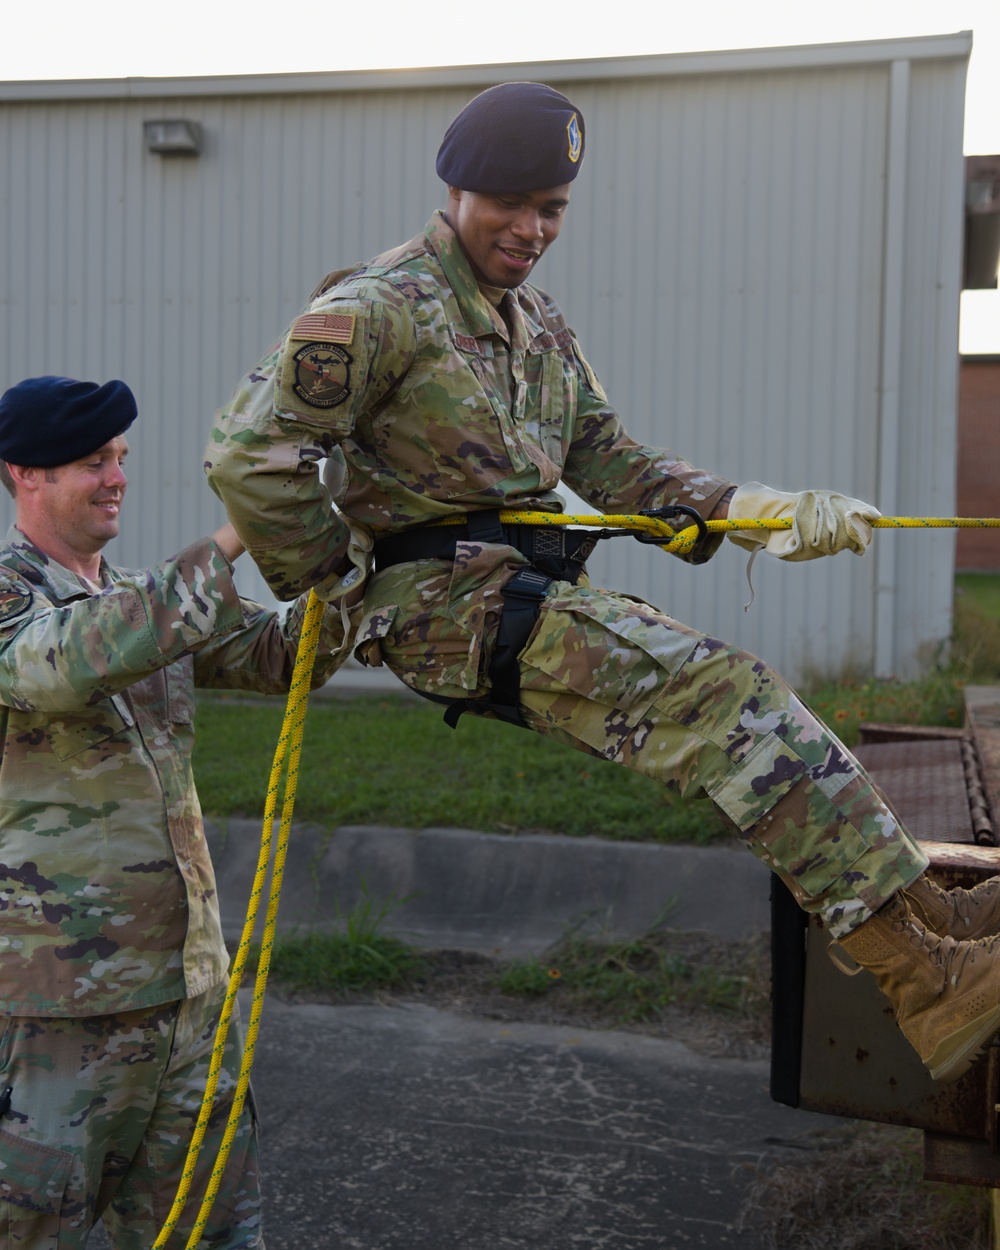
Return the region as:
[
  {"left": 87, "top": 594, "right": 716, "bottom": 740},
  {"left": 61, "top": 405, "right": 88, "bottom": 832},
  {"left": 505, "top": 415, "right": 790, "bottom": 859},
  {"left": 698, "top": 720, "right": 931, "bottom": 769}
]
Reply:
[
  {"left": 290, "top": 343, "right": 352, "bottom": 409},
  {"left": 0, "top": 582, "right": 33, "bottom": 627}
]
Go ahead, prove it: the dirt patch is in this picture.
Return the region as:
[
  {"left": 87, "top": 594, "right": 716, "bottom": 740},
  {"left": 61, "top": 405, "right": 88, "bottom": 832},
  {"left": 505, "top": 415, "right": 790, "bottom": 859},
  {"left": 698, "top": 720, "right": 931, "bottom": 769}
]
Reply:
[
  {"left": 267, "top": 930, "right": 773, "bottom": 1062},
  {"left": 734, "top": 1120, "right": 992, "bottom": 1250}
]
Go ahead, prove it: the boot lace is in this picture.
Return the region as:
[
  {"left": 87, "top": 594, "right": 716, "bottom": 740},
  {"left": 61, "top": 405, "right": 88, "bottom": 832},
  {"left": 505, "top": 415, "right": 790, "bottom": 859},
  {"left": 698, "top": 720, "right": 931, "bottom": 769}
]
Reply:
[{"left": 933, "top": 928, "right": 1000, "bottom": 990}]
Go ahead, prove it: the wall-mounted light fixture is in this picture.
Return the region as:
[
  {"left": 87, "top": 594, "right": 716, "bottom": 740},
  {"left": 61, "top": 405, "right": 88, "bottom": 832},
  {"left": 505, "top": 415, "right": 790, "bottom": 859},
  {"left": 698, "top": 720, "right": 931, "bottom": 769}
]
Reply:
[{"left": 143, "top": 119, "right": 203, "bottom": 156}]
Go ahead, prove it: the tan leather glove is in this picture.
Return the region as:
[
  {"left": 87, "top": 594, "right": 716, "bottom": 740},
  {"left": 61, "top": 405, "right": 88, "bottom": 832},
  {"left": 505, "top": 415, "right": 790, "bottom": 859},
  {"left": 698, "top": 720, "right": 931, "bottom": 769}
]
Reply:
[{"left": 727, "top": 482, "right": 880, "bottom": 560}]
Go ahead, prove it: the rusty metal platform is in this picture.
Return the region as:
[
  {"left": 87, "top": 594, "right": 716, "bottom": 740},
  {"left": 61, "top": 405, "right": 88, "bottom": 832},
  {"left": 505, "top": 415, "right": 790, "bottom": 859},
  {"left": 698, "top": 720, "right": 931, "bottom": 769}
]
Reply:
[{"left": 855, "top": 737, "right": 979, "bottom": 842}]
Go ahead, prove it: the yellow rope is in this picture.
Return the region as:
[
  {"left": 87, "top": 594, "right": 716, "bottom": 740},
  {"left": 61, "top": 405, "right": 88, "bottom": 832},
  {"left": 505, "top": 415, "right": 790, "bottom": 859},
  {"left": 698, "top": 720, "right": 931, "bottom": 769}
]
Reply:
[
  {"left": 432, "top": 511, "right": 1000, "bottom": 555},
  {"left": 153, "top": 590, "right": 325, "bottom": 1250},
  {"left": 158, "top": 506, "right": 1000, "bottom": 1244}
]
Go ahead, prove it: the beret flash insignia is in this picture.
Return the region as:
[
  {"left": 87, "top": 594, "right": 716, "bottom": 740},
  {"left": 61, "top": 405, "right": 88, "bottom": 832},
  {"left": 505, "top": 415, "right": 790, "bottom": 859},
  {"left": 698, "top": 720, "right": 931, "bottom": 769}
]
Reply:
[{"left": 566, "top": 113, "right": 582, "bottom": 164}]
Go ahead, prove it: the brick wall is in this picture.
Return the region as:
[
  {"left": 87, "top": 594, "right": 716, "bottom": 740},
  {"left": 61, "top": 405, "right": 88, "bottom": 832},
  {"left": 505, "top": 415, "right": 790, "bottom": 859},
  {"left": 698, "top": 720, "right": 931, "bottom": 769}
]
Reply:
[{"left": 957, "top": 357, "right": 1000, "bottom": 570}]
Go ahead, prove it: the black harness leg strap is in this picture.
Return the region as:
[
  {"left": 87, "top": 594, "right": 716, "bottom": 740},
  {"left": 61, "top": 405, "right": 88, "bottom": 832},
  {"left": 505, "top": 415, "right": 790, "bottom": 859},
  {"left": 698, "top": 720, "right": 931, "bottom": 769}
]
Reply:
[{"left": 442, "top": 565, "right": 553, "bottom": 730}]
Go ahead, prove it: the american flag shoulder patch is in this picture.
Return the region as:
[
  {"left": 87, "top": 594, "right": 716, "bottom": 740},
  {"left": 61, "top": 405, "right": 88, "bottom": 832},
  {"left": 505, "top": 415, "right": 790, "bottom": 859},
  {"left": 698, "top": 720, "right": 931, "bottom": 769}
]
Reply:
[{"left": 289, "top": 312, "right": 356, "bottom": 344}]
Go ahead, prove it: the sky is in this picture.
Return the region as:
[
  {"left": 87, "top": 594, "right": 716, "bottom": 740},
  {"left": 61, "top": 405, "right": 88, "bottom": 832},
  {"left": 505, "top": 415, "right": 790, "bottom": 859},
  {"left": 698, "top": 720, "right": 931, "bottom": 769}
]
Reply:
[{"left": 4, "top": 0, "right": 999, "bottom": 349}]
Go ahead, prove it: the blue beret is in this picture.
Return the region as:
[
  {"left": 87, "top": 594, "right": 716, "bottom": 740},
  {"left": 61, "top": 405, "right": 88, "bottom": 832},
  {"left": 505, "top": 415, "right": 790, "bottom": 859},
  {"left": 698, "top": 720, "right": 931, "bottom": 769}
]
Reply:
[
  {"left": 0, "top": 376, "right": 137, "bottom": 468},
  {"left": 436, "top": 81, "right": 585, "bottom": 193}
]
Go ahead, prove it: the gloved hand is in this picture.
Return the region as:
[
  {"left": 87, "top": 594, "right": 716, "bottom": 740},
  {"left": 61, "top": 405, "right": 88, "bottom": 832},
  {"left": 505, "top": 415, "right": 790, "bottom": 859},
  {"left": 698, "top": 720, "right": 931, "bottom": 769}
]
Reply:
[{"left": 726, "top": 482, "right": 880, "bottom": 561}]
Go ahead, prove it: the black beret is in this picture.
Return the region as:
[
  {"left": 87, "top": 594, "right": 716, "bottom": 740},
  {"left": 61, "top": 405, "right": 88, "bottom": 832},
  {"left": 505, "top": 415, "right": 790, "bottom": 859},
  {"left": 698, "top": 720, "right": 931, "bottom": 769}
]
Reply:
[
  {"left": 0, "top": 376, "right": 137, "bottom": 468},
  {"left": 436, "top": 81, "right": 585, "bottom": 193}
]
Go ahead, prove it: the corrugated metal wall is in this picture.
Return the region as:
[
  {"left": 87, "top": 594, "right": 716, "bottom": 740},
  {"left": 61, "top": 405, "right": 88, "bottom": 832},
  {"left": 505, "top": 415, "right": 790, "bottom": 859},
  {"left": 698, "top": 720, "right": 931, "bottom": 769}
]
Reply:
[{"left": 0, "top": 35, "right": 970, "bottom": 682}]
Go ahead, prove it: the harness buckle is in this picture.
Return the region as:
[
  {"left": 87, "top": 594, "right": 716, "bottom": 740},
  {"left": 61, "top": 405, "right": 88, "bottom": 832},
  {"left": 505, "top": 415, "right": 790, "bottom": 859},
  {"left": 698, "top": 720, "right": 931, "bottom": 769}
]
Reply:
[{"left": 501, "top": 567, "right": 552, "bottom": 603}]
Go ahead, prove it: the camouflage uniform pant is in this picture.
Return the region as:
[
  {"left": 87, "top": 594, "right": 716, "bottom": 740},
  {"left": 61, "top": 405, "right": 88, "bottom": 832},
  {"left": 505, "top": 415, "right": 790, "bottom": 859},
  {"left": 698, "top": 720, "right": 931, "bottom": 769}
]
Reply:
[
  {"left": 370, "top": 569, "right": 928, "bottom": 938},
  {"left": 0, "top": 984, "right": 262, "bottom": 1250}
]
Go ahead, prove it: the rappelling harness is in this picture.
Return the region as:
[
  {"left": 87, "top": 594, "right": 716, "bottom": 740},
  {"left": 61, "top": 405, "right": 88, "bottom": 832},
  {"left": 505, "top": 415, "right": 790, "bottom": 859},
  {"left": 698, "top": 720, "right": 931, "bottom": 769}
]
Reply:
[{"left": 373, "top": 504, "right": 709, "bottom": 729}]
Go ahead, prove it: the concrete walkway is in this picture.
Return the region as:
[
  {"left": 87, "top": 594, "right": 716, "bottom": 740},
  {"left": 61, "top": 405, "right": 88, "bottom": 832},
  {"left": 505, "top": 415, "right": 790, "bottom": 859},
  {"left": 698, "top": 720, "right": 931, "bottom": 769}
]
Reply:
[{"left": 245, "top": 997, "right": 833, "bottom": 1250}]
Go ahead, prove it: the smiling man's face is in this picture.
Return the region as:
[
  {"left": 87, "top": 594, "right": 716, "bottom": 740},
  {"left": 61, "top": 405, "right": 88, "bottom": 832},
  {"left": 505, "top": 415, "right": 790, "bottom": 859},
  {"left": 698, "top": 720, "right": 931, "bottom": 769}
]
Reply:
[
  {"left": 9, "top": 435, "right": 129, "bottom": 578},
  {"left": 446, "top": 185, "right": 571, "bottom": 288}
]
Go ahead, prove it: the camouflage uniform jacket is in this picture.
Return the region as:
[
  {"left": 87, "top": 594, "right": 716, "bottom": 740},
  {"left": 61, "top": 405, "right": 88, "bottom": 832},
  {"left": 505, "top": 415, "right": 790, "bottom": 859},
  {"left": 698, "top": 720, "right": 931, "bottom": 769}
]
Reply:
[
  {"left": 207, "top": 212, "right": 734, "bottom": 697},
  {"left": 0, "top": 528, "right": 345, "bottom": 1017}
]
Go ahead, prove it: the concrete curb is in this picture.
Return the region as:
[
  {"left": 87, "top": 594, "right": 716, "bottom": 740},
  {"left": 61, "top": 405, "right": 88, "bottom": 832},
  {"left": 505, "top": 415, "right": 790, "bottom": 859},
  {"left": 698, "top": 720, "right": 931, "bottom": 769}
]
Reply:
[{"left": 206, "top": 820, "right": 771, "bottom": 956}]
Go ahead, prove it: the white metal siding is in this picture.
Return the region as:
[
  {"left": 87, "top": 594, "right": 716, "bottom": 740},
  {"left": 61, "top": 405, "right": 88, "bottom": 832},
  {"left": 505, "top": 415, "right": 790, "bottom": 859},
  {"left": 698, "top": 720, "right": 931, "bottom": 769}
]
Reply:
[
  {"left": 0, "top": 36, "right": 970, "bottom": 682},
  {"left": 540, "top": 64, "right": 894, "bottom": 678}
]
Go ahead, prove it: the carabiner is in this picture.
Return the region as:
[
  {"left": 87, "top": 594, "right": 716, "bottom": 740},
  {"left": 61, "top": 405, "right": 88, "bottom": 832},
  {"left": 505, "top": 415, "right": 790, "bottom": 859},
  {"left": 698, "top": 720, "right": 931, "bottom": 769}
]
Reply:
[{"left": 635, "top": 504, "right": 709, "bottom": 546}]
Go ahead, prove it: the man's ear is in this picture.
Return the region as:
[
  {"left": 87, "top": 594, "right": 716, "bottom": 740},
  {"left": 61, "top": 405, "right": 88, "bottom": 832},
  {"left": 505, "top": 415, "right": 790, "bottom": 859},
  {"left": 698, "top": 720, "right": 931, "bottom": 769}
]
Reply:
[{"left": 6, "top": 463, "right": 41, "bottom": 492}]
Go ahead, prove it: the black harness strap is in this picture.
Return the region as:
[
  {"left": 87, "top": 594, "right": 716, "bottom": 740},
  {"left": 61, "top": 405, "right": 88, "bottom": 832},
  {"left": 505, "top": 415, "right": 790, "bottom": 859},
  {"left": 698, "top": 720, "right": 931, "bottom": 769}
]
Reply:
[
  {"left": 442, "top": 564, "right": 552, "bottom": 730},
  {"left": 373, "top": 515, "right": 598, "bottom": 579},
  {"left": 465, "top": 509, "right": 507, "bottom": 545}
]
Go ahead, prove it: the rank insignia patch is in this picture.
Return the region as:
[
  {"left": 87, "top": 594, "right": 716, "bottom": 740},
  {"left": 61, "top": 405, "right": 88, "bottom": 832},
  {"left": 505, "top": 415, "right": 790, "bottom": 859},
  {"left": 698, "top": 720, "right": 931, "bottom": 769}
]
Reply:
[
  {"left": 0, "top": 585, "right": 32, "bottom": 626},
  {"left": 292, "top": 343, "right": 352, "bottom": 409},
  {"left": 566, "top": 113, "right": 582, "bottom": 164},
  {"left": 289, "top": 312, "right": 356, "bottom": 344}
]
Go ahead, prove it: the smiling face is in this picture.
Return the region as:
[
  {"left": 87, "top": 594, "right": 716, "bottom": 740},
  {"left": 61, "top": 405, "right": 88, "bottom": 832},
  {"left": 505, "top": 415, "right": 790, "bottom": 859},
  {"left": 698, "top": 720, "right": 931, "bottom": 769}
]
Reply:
[
  {"left": 446, "top": 185, "right": 571, "bottom": 288},
  {"left": 9, "top": 435, "right": 129, "bottom": 578}
]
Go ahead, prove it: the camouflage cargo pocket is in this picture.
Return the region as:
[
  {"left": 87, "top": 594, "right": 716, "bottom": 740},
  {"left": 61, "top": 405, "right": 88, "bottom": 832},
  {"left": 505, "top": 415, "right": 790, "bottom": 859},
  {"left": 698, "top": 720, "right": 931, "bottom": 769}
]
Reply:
[
  {"left": 519, "top": 339, "right": 570, "bottom": 465},
  {"left": 359, "top": 595, "right": 484, "bottom": 698},
  {"left": 0, "top": 1129, "right": 75, "bottom": 1242},
  {"left": 7, "top": 700, "right": 129, "bottom": 763},
  {"left": 354, "top": 603, "right": 399, "bottom": 670},
  {"left": 522, "top": 585, "right": 702, "bottom": 716},
  {"left": 709, "top": 735, "right": 880, "bottom": 897},
  {"left": 707, "top": 733, "right": 810, "bottom": 831},
  {"left": 358, "top": 545, "right": 514, "bottom": 698}
]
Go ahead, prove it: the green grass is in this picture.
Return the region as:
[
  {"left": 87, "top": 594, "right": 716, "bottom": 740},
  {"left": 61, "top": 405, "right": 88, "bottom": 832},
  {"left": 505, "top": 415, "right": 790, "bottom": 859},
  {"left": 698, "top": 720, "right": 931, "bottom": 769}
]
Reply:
[
  {"left": 953, "top": 571, "right": 1000, "bottom": 683},
  {"left": 956, "top": 570, "right": 1000, "bottom": 620},
  {"left": 249, "top": 902, "right": 770, "bottom": 1018},
  {"left": 194, "top": 573, "right": 1000, "bottom": 837},
  {"left": 193, "top": 692, "right": 726, "bottom": 843},
  {"left": 249, "top": 883, "right": 423, "bottom": 993},
  {"left": 797, "top": 671, "right": 968, "bottom": 748},
  {"left": 254, "top": 928, "right": 422, "bottom": 994}
]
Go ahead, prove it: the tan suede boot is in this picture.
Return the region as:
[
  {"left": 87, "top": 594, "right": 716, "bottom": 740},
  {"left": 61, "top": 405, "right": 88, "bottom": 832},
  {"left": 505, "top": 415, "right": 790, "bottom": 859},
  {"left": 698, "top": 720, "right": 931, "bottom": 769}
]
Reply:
[
  {"left": 835, "top": 895, "right": 1000, "bottom": 1083},
  {"left": 903, "top": 874, "right": 1000, "bottom": 941}
]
